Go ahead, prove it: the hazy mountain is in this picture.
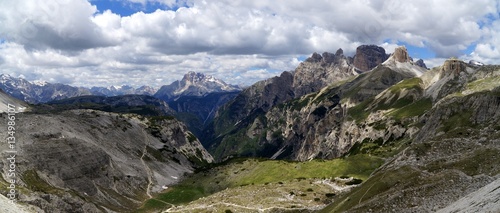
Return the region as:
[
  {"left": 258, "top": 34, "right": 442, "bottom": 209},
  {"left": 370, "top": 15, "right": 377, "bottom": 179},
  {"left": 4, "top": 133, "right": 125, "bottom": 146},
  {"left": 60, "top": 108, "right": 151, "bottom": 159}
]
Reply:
[
  {"left": 90, "top": 85, "right": 157, "bottom": 96},
  {"left": 154, "top": 71, "right": 241, "bottom": 101},
  {"left": 0, "top": 74, "right": 92, "bottom": 104},
  {"left": 35, "top": 94, "right": 176, "bottom": 116}
]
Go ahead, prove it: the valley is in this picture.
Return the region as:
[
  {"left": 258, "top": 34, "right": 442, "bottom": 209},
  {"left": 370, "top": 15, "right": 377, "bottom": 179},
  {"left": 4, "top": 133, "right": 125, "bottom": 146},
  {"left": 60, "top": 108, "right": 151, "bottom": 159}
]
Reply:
[{"left": 1, "top": 45, "right": 500, "bottom": 213}]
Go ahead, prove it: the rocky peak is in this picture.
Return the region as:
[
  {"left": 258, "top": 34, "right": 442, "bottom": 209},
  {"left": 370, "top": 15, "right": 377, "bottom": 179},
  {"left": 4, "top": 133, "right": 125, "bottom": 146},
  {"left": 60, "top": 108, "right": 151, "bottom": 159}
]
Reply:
[
  {"left": 305, "top": 52, "right": 323, "bottom": 63},
  {"left": 154, "top": 72, "right": 241, "bottom": 101},
  {"left": 443, "top": 59, "right": 467, "bottom": 75},
  {"left": 415, "top": 59, "right": 428, "bottom": 69},
  {"left": 183, "top": 71, "right": 208, "bottom": 83},
  {"left": 353, "top": 45, "right": 389, "bottom": 72},
  {"left": 392, "top": 46, "right": 411, "bottom": 63},
  {"left": 335, "top": 48, "right": 344, "bottom": 56}
]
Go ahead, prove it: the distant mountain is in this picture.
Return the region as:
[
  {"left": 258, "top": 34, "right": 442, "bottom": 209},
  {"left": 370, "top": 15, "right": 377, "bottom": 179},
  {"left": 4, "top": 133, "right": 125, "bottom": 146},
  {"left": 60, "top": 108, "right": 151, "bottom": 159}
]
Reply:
[
  {"left": 0, "top": 74, "right": 161, "bottom": 103},
  {"left": 35, "top": 94, "right": 176, "bottom": 116},
  {"left": 154, "top": 71, "right": 241, "bottom": 101},
  {"left": 0, "top": 74, "right": 92, "bottom": 103},
  {"left": 90, "top": 85, "right": 157, "bottom": 96}
]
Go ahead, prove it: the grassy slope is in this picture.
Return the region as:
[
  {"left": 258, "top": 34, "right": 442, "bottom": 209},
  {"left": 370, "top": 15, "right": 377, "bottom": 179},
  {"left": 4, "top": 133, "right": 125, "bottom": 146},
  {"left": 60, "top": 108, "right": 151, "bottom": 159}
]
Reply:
[{"left": 135, "top": 155, "right": 384, "bottom": 212}]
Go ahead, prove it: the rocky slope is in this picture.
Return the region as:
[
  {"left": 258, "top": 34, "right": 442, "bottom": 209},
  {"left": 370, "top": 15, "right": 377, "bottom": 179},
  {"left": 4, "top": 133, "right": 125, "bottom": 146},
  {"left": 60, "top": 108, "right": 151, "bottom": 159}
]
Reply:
[
  {"left": 0, "top": 89, "right": 29, "bottom": 113},
  {"left": 319, "top": 61, "right": 500, "bottom": 212},
  {"left": 154, "top": 72, "right": 241, "bottom": 102},
  {"left": 0, "top": 109, "right": 213, "bottom": 212}
]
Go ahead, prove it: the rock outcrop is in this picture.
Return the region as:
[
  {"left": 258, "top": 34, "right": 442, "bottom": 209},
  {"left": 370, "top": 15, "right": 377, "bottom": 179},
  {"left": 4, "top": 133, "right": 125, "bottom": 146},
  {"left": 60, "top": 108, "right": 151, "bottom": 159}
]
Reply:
[
  {"left": 293, "top": 49, "right": 357, "bottom": 97},
  {"left": 353, "top": 45, "right": 389, "bottom": 72},
  {"left": 392, "top": 46, "right": 411, "bottom": 63}
]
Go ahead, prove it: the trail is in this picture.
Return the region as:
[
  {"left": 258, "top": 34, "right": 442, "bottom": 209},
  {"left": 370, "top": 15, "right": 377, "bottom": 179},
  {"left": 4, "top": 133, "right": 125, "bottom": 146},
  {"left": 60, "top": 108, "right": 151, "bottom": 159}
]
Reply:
[
  {"left": 165, "top": 201, "right": 324, "bottom": 213},
  {"left": 140, "top": 129, "right": 154, "bottom": 199}
]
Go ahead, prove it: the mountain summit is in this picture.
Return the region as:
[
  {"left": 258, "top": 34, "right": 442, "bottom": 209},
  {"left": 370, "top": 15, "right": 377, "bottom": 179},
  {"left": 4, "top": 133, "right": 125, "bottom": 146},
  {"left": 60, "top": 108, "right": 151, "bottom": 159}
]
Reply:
[{"left": 154, "top": 72, "right": 241, "bottom": 101}]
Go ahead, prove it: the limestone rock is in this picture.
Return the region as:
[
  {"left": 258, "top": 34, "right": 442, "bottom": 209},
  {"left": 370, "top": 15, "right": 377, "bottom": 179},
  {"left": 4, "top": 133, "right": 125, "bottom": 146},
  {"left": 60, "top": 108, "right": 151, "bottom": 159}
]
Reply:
[{"left": 353, "top": 45, "right": 389, "bottom": 72}]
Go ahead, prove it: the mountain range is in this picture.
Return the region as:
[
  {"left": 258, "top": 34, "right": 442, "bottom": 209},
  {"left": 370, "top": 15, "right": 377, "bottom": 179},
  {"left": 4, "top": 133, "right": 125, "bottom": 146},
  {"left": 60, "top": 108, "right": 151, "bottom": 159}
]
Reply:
[
  {"left": 1, "top": 44, "right": 499, "bottom": 212},
  {"left": 0, "top": 71, "right": 241, "bottom": 104}
]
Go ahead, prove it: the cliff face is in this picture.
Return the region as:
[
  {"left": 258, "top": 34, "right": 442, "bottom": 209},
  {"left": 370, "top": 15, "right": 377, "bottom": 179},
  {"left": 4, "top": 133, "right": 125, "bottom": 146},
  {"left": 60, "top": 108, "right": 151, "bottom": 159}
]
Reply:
[
  {"left": 0, "top": 110, "right": 213, "bottom": 212},
  {"left": 293, "top": 49, "right": 358, "bottom": 97},
  {"left": 353, "top": 45, "right": 389, "bottom": 72}
]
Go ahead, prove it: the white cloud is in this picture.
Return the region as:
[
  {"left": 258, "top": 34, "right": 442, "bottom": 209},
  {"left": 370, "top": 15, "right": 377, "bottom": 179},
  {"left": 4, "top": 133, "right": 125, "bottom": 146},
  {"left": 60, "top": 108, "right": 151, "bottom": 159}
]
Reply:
[{"left": 0, "top": 0, "right": 499, "bottom": 88}]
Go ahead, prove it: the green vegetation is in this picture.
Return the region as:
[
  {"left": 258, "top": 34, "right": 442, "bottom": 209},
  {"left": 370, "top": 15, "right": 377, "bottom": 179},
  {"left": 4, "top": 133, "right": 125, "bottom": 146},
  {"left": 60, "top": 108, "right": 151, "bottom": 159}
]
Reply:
[
  {"left": 440, "top": 110, "right": 474, "bottom": 132},
  {"left": 425, "top": 148, "right": 500, "bottom": 176},
  {"left": 390, "top": 98, "right": 432, "bottom": 120},
  {"left": 137, "top": 155, "right": 384, "bottom": 212},
  {"left": 22, "top": 170, "right": 65, "bottom": 195},
  {"left": 320, "top": 166, "right": 421, "bottom": 213},
  {"left": 347, "top": 98, "right": 373, "bottom": 122},
  {"left": 465, "top": 76, "right": 500, "bottom": 93},
  {"left": 389, "top": 78, "right": 423, "bottom": 93},
  {"left": 346, "top": 138, "right": 411, "bottom": 158}
]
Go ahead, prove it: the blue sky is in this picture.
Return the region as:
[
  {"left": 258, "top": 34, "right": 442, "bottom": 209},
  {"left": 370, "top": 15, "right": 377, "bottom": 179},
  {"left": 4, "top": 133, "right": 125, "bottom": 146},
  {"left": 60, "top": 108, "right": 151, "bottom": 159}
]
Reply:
[{"left": 0, "top": 0, "right": 499, "bottom": 87}]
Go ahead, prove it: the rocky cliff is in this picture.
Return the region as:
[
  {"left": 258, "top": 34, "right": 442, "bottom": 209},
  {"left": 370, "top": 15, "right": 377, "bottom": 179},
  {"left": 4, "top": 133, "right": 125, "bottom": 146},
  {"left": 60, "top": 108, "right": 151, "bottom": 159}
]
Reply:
[
  {"left": 353, "top": 45, "right": 389, "bottom": 72},
  {"left": 0, "top": 110, "right": 213, "bottom": 212},
  {"left": 293, "top": 49, "right": 358, "bottom": 97}
]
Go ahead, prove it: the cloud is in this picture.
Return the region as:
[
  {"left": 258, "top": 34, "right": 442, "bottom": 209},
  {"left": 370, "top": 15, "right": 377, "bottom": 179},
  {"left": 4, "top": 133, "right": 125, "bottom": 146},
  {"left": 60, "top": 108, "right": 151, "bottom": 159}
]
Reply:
[
  {"left": 0, "top": 0, "right": 499, "bottom": 88},
  {"left": 0, "top": 0, "right": 117, "bottom": 51}
]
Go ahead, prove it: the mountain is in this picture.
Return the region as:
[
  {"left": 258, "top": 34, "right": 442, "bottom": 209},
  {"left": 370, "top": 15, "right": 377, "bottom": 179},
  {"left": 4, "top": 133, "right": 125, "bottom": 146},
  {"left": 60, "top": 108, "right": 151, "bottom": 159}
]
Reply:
[
  {"left": 205, "top": 44, "right": 397, "bottom": 160},
  {"left": 90, "top": 85, "right": 157, "bottom": 96},
  {"left": 320, "top": 61, "right": 500, "bottom": 213},
  {"left": 207, "top": 46, "right": 427, "bottom": 161},
  {"left": 169, "top": 91, "right": 240, "bottom": 138},
  {"left": 0, "top": 74, "right": 158, "bottom": 103},
  {"left": 0, "top": 109, "right": 213, "bottom": 212},
  {"left": 0, "top": 74, "right": 92, "bottom": 104},
  {"left": 293, "top": 49, "right": 358, "bottom": 97},
  {"left": 154, "top": 71, "right": 241, "bottom": 101},
  {"left": 34, "top": 94, "right": 176, "bottom": 116}
]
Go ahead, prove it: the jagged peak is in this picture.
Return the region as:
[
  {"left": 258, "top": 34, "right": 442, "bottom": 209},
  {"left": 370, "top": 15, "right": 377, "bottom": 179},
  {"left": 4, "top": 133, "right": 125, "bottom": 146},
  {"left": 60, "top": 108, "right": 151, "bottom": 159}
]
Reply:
[
  {"left": 305, "top": 52, "right": 323, "bottom": 63},
  {"left": 353, "top": 45, "right": 388, "bottom": 72},
  {"left": 335, "top": 48, "right": 344, "bottom": 56},
  {"left": 393, "top": 46, "right": 411, "bottom": 63}
]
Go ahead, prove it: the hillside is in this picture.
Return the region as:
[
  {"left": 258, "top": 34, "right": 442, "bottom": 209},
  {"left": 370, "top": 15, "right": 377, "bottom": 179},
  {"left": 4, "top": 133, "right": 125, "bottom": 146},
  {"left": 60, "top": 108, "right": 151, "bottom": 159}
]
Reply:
[{"left": 0, "top": 110, "right": 213, "bottom": 212}]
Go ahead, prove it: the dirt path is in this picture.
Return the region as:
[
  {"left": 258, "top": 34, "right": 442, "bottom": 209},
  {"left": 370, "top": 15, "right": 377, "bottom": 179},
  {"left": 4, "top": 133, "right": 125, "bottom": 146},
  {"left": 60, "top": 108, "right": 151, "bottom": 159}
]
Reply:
[{"left": 140, "top": 129, "right": 154, "bottom": 199}]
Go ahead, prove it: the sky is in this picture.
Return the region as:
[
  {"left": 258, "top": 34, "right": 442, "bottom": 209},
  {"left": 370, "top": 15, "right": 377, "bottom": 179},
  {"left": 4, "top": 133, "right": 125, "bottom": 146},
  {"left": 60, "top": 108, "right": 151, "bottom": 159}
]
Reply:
[{"left": 0, "top": 0, "right": 499, "bottom": 88}]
